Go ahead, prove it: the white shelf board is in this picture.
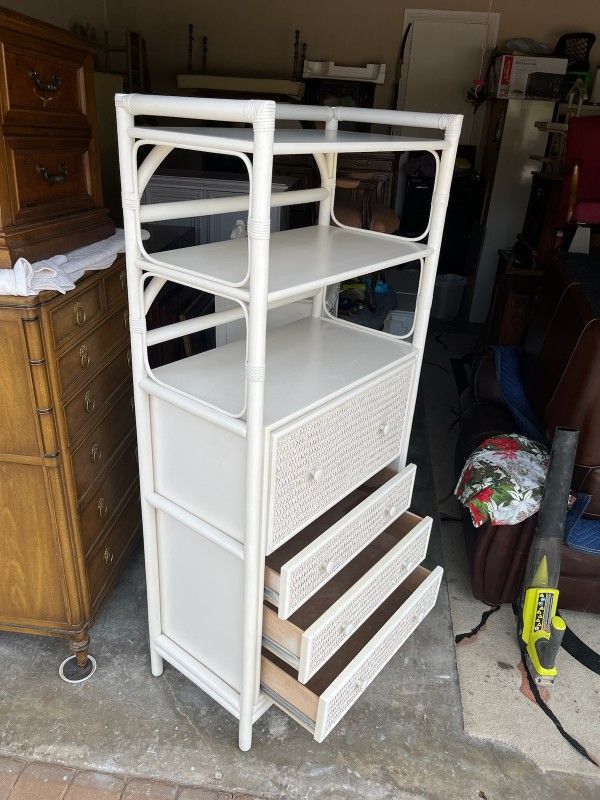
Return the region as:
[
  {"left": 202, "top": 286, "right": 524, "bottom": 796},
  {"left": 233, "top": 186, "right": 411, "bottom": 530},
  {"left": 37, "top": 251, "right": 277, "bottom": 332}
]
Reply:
[
  {"left": 152, "top": 317, "right": 416, "bottom": 426},
  {"left": 140, "top": 226, "right": 431, "bottom": 301},
  {"left": 129, "top": 125, "right": 448, "bottom": 155}
]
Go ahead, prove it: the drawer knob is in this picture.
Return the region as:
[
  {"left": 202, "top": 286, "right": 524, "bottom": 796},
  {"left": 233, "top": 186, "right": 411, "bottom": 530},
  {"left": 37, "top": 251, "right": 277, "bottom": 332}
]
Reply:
[
  {"left": 84, "top": 390, "right": 96, "bottom": 413},
  {"left": 28, "top": 68, "right": 61, "bottom": 104},
  {"left": 119, "top": 270, "right": 126, "bottom": 292},
  {"left": 97, "top": 496, "right": 108, "bottom": 519},
  {"left": 355, "top": 678, "right": 369, "bottom": 694},
  {"left": 79, "top": 344, "right": 90, "bottom": 368},
  {"left": 73, "top": 303, "right": 87, "bottom": 327},
  {"left": 308, "top": 467, "right": 323, "bottom": 483},
  {"left": 126, "top": 349, "right": 132, "bottom": 368},
  {"left": 36, "top": 162, "right": 68, "bottom": 187},
  {"left": 341, "top": 622, "right": 355, "bottom": 638},
  {"left": 322, "top": 560, "right": 336, "bottom": 575},
  {"left": 123, "top": 309, "right": 129, "bottom": 330},
  {"left": 386, "top": 505, "right": 397, "bottom": 518},
  {"left": 379, "top": 422, "right": 391, "bottom": 437},
  {"left": 103, "top": 546, "right": 114, "bottom": 566},
  {"left": 90, "top": 442, "right": 102, "bottom": 464}
]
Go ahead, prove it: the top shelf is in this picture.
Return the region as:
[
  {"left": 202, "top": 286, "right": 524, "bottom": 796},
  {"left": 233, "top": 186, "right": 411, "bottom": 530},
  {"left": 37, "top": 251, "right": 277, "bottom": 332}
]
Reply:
[{"left": 128, "top": 126, "right": 450, "bottom": 156}]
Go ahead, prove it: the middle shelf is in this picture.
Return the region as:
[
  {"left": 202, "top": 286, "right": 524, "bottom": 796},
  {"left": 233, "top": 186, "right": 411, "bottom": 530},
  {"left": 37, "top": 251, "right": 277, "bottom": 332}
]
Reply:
[
  {"left": 139, "top": 225, "right": 431, "bottom": 301},
  {"left": 152, "top": 316, "right": 416, "bottom": 424}
]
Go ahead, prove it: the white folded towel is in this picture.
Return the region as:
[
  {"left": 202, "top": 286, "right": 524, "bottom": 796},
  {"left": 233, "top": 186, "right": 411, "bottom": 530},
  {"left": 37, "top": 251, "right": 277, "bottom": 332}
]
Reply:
[{"left": 0, "top": 229, "right": 148, "bottom": 297}]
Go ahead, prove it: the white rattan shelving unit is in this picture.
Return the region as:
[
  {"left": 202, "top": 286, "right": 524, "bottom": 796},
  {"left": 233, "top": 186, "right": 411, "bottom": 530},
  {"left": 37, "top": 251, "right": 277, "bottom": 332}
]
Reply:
[{"left": 115, "top": 94, "right": 462, "bottom": 751}]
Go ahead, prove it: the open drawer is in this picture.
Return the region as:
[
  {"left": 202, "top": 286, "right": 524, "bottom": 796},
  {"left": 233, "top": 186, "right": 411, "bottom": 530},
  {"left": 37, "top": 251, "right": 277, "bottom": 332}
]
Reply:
[
  {"left": 263, "top": 511, "right": 432, "bottom": 681},
  {"left": 264, "top": 464, "right": 416, "bottom": 619},
  {"left": 261, "top": 564, "right": 443, "bottom": 743}
]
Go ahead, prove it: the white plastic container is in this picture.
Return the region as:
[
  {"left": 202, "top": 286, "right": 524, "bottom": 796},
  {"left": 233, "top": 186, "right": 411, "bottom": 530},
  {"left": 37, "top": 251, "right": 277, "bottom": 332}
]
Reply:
[
  {"left": 384, "top": 309, "right": 414, "bottom": 337},
  {"left": 431, "top": 274, "right": 467, "bottom": 321}
]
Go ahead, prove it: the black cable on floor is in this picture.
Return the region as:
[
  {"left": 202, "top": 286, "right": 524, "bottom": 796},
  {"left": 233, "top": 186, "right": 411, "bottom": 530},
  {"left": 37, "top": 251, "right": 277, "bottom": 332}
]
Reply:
[{"left": 454, "top": 605, "right": 500, "bottom": 643}]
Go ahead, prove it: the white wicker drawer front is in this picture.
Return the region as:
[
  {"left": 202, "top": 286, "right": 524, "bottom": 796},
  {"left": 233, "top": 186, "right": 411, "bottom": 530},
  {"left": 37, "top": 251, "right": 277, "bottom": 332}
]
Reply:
[
  {"left": 298, "top": 515, "right": 432, "bottom": 682},
  {"left": 261, "top": 565, "right": 443, "bottom": 743},
  {"left": 277, "top": 465, "right": 416, "bottom": 619},
  {"left": 315, "top": 565, "right": 443, "bottom": 741},
  {"left": 267, "top": 363, "right": 414, "bottom": 552}
]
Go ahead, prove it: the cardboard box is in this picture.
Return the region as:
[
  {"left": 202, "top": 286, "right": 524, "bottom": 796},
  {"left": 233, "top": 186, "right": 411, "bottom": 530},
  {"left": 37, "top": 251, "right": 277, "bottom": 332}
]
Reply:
[{"left": 492, "top": 55, "right": 568, "bottom": 99}]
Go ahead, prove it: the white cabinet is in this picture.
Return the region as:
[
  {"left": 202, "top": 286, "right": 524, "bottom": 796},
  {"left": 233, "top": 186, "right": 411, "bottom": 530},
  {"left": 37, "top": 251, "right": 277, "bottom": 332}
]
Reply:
[{"left": 117, "top": 95, "right": 461, "bottom": 750}]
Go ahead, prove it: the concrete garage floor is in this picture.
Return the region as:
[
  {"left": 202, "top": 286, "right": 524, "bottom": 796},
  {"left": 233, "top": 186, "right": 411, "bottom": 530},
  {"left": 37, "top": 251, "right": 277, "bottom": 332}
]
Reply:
[{"left": 1, "top": 357, "right": 600, "bottom": 799}]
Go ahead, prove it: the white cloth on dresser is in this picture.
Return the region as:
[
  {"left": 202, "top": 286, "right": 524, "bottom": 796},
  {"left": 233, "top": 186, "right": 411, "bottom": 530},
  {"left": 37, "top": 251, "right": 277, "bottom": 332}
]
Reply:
[{"left": 0, "top": 229, "right": 148, "bottom": 297}]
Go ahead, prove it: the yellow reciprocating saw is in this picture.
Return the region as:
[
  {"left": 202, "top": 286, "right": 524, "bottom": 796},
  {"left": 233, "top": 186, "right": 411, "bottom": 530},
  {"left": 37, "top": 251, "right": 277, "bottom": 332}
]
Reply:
[{"left": 518, "top": 427, "right": 579, "bottom": 685}]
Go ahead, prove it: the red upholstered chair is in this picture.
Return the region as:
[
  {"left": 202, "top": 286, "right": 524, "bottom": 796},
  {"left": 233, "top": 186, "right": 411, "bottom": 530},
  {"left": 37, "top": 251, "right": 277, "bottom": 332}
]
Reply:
[{"left": 559, "top": 115, "right": 600, "bottom": 247}]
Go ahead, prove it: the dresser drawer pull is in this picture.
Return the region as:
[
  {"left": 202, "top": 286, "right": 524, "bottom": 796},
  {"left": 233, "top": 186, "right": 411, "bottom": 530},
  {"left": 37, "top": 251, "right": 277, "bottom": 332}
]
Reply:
[
  {"left": 379, "top": 422, "right": 391, "bottom": 437},
  {"left": 123, "top": 309, "right": 129, "bottom": 330},
  {"left": 84, "top": 390, "right": 96, "bottom": 413},
  {"left": 103, "top": 546, "right": 114, "bottom": 566},
  {"left": 126, "top": 349, "right": 132, "bottom": 368},
  {"left": 355, "top": 679, "right": 369, "bottom": 694},
  {"left": 73, "top": 303, "right": 87, "bottom": 327},
  {"left": 341, "top": 622, "right": 355, "bottom": 638},
  {"left": 119, "top": 271, "right": 127, "bottom": 292},
  {"left": 28, "top": 68, "right": 61, "bottom": 103},
  {"left": 79, "top": 344, "right": 90, "bottom": 368},
  {"left": 36, "top": 162, "right": 68, "bottom": 186},
  {"left": 308, "top": 467, "right": 323, "bottom": 483},
  {"left": 90, "top": 442, "right": 102, "bottom": 464},
  {"left": 386, "top": 505, "right": 397, "bottom": 518},
  {"left": 97, "top": 496, "right": 108, "bottom": 519}
]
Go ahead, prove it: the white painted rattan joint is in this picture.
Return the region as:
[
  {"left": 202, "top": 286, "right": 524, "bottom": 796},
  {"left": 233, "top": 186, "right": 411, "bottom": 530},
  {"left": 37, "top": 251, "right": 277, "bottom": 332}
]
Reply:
[
  {"left": 245, "top": 99, "right": 276, "bottom": 129},
  {"left": 245, "top": 362, "right": 265, "bottom": 382},
  {"left": 129, "top": 317, "right": 145, "bottom": 334},
  {"left": 121, "top": 191, "right": 139, "bottom": 210},
  {"left": 321, "top": 177, "right": 336, "bottom": 192},
  {"left": 247, "top": 217, "right": 271, "bottom": 240}
]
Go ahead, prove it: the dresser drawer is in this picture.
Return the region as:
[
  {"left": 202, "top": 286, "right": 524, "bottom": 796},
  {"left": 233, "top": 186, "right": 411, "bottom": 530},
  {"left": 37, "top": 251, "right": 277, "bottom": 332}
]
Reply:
[
  {"left": 263, "top": 512, "right": 432, "bottom": 682},
  {"left": 57, "top": 306, "right": 130, "bottom": 396},
  {"left": 5, "top": 135, "right": 95, "bottom": 226},
  {"left": 79, "top": 436, "right": 138, "bottom": 555},
  {"left": 87, "top": 486, "right": 141, "bottom": 608},
  {"left": 265, "top": 465, "right": 416, "bottom": 619},
  {"left": 104, "top": 262, "right": 128, "bottom": 308},
  {"left": 261, "top": 565, "right": 443, "bottom": 742},
  {"left": 63, "top": 346, "right": 131, "bottom": 444},
  {"left": 0, "top": 40, "right": 89, "bottom": 129},
  {"left": 266, "top": 364, "right": 414, "bottom": 552},
  {"left": 71, "top": 388, "right": 135, "bottom": 500},
  {"left": 49, "top": 281, "right": 103, "bottom": 350}
]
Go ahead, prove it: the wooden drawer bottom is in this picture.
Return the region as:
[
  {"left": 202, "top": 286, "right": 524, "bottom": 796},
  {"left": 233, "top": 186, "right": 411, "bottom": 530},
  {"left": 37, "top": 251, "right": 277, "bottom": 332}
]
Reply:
[{"left": 261, "top": 565, "right": 443, "bottom": 742}]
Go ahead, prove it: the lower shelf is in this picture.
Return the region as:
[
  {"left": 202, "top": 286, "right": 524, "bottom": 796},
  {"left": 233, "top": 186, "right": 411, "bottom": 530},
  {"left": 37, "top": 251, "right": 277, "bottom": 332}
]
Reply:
[{"left": 261, "top": 564, "right": 443, "bottom": 742}]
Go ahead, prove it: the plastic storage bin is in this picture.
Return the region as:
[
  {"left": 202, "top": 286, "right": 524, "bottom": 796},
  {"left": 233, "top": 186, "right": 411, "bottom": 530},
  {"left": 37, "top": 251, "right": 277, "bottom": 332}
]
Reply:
[{"left": 431, "top": 274, "right": 467, "bottom": 321}]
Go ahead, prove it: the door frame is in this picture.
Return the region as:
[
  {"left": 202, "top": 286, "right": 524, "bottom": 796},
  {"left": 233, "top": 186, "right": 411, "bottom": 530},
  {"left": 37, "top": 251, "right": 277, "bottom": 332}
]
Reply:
[{"left": 396, "top": 8, "right": 500, "bottom": 137}]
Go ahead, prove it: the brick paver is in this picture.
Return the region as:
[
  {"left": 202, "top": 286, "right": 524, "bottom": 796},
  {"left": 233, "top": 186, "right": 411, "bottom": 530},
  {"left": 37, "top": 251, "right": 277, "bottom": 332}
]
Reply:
[
  {"left": 0, "top": 757, "right": 265, "bottom": 800},
  {"left": 65, "top": 770, "right": 126, "bottom": 799},
  {"left": 121, "top": 778, "right": 179, "bottom": 799},
  {"left": 0, "top": 759, "right": 22, "bottom": 800},
  {"left": 8, "top": 763, "right": 75, "bottom": 800}
]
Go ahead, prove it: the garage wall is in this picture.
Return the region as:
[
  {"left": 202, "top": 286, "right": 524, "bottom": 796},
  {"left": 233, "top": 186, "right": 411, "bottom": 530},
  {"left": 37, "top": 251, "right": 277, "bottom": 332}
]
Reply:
[{"left": 136, "top": 0, "right": 600, "bottom": 107}]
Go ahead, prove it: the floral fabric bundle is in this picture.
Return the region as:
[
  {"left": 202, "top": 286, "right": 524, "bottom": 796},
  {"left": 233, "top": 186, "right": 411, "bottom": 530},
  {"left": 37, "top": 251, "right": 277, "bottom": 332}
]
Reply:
[{"left": 455, "top": 434, "right": 550, "bottom": 528}]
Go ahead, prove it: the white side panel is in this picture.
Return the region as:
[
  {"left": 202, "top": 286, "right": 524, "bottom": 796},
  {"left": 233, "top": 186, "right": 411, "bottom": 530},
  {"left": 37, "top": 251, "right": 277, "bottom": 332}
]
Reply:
[
  {"left": 150, "top": 396, "right": 246, "bottom": 540},
  {"left": 156, "top": 511, "right": 245, "bottom": 692}
]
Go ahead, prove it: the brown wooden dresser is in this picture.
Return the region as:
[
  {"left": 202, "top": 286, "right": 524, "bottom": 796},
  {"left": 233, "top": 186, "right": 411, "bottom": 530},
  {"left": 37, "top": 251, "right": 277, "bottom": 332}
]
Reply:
[
  {"left": 0, "top": 256, "right": 140, "bottom": 669},
  {"left": 0, "top": 6, "right": 114, "bottom": 268}
]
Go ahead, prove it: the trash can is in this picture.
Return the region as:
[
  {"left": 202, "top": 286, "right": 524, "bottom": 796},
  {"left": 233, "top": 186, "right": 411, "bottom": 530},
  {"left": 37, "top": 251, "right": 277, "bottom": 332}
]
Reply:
[{"left": 431, "top": 274, "right": 468, "bottom": 321}]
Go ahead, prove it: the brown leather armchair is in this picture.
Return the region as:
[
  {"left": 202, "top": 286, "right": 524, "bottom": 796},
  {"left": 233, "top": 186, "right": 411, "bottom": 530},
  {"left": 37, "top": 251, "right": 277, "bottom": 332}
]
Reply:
[{"left": 458, "top": 255, "right": 600, "bottom": 612}]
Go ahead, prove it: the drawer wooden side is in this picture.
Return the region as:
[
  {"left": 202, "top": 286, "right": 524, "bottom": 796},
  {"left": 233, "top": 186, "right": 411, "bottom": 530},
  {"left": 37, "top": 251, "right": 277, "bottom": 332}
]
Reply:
[{"left": 261, "top": 565, "right": 443, "bottom": 743}]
